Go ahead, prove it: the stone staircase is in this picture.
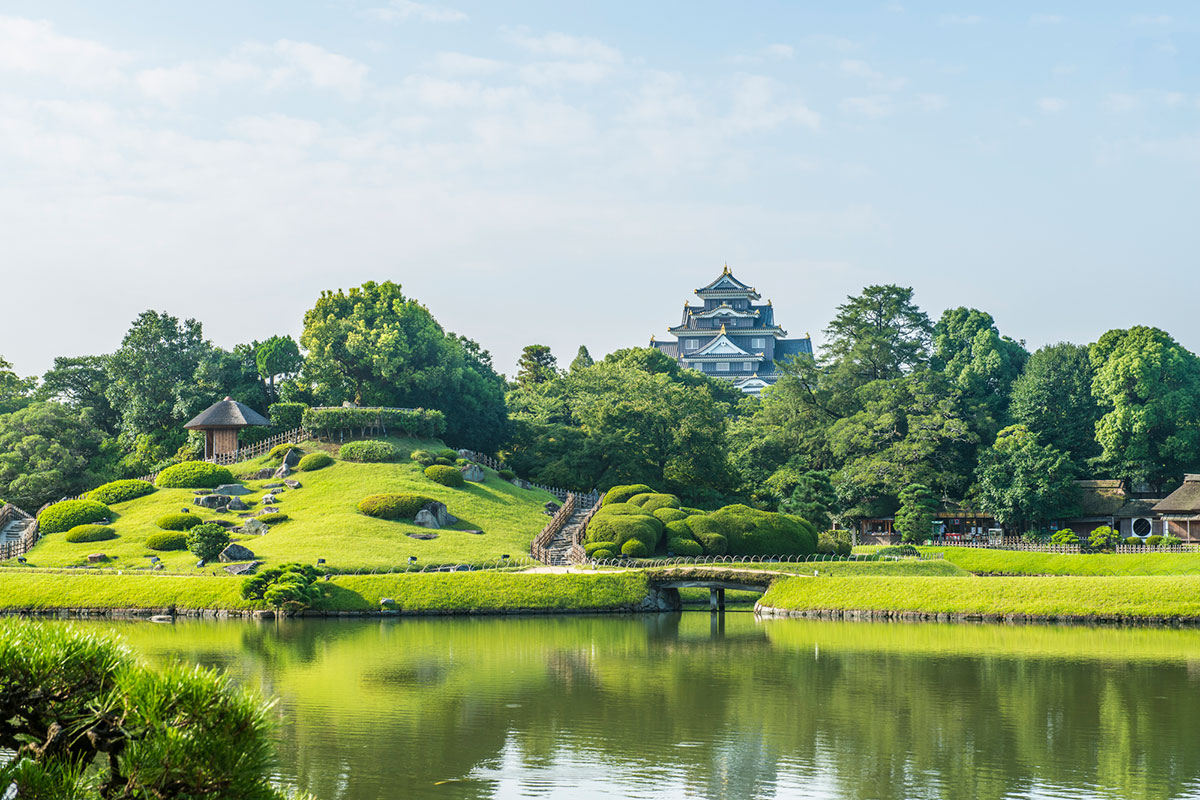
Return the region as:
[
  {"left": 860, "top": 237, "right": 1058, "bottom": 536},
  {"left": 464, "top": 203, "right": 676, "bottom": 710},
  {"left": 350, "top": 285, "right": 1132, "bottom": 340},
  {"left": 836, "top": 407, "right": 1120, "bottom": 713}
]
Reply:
[
  {"left": 0, "top": 504, "right": 38, "bottom": 560},
  {"left": 543, "top": 502, "right": 594, "bottom": 566}
]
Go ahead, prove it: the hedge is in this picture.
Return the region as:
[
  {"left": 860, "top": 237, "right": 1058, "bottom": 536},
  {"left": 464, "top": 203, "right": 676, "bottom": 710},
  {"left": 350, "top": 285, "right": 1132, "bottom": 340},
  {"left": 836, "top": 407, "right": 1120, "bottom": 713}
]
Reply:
[
  {"left": 602, "top": 484, "right": 654, "bottom": 506},
  {"left": 155, "top": 461, "right": 234, "bottom": 489},
  {"left": 156, "top": 513, "right": 203, "bottom": 531},
  {"left": 682, "top": 516, "right": 727, "bottom": 556},
  {"left": 87, "top": 479, "right": 155, "bottom": 505},
  {"left": 268, "top": 402, "right": 307, "bottom": 431},
  {"left": 628, "top": 493, "right": 681, "bottom": 513},
  {"left": 425, "top": 465, "right": 465, "bottom": 488},
  {"left": 586, "top": 507, "right": 662, "bottom": 553},
  {"left": 654, "top": 507, "right": 688, "bottom": 524},
  {"left": 338, "top": 440, "right": 400, "bottom": 463},
  {"left": 302, "top": 407, "right": 446, "bottom": 439},
  {"left": 667, "top": 536, "right": 703, "bottom": 556},
  {"left": 145, "top": 531, "right": 188, "bottom": 551},
  {"left": 358, "top": 494, "right": 437, "bottom": 520},
  {"left": 63, "top": 524, "right": 117, "bottom": 543},
  {"left": 38, "top": 500, "right": 111, "bottom": 534},
  {"left": 410, "top": 450, "right": 436, "bottom": 467},
  {"left": 707, "top": 505, "right": 817, "bottom": 556},
  {"left": 297, "top": 452, "right": 333, "bottom": 471},
  {"left": 256, "top": 512, "right": 289, "bottom": 524}
]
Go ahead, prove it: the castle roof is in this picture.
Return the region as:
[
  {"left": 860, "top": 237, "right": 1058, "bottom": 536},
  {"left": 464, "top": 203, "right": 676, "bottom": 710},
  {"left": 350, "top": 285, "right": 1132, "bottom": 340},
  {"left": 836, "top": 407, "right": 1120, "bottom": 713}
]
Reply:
[
  {"left": 695, "top": 265, "right": 760, "bottom": 299},
  {"left": 690, "top": 329, "right": 759, "bottom": 358}
]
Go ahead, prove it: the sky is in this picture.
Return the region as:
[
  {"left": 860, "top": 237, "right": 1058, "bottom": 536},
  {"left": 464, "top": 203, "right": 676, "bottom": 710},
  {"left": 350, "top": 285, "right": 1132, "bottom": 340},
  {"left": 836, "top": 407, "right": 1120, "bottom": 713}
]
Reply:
[{"left": 1, "top": 1, "right": 1198, "bottom": 379}]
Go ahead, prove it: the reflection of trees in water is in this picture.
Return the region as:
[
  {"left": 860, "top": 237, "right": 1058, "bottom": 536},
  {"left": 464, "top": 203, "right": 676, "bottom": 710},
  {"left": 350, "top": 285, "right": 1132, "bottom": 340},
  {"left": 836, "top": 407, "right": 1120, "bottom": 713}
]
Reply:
[{"left": 88, "top": 616, "right": 1200, "bottom": 800}]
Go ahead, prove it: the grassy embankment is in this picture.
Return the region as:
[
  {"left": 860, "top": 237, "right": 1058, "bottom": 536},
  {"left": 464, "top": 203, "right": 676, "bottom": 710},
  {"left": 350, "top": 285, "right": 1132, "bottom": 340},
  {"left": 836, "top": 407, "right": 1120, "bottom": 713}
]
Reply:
[
  {"left": 15, "top": 437, "right": 558, "bottom": 572},
  {"left": 928, "top": 546, "right": 1200, "bottom": 576},
  {"left": 760, "top": 575, "right": 1200, "bottom": 620},
  {"left": 0, "top": 571, "right": 651, "bottom": 613}
]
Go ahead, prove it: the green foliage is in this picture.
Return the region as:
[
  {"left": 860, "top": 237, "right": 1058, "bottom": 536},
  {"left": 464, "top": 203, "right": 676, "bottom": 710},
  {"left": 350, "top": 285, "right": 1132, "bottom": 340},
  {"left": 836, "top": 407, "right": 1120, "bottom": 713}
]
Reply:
[
  {"left": 974, "top": 425, "right": 1077, "bottom": 531},
  {"left": 38, "top": 499, "right": 111, "bottom": 534},
  {"left": 621, "top": 539, "right": 648, "bottom": 557},
  {"left": 667, "top": 536, "right": 703, "bottom": 556},
  {"left": 1125, "top": 536, "right": 1142, "bottom": 546},
  {"left": 424, "top": 464, "right": 465, "bottom": 487},
  {"left": 1009, "top": 343, "right": 1100, "bottom": 462},
  {"left": 682, "top": 515, "right": 728, "bottom": 555},
  {"left": 145, "top": 531, "right": 187, "bottom": 551},
  {"left": 817, "top": 530, "right": 853, "bottom": 556},
  {"left": 627, "top": 492, "right": 681, "bottom": 512},
  {"left": 584, "top": 541, "right": 616, "bottom": 556},
  {"left": 498, "top": 469, "right": 516, "bottom": 481},
  {"left": 63, "top": 524, "right": 117, "bottom": 543},
  {"left": 186, "top": 522, "right": 230, "bottom": 562},
  {"left": 895, "top": 484, "right": 937, "bottom": 544},
  {"left": 654, "top": 507, "right": 688, "bottom": 524},
  {"left": 1050, "top": 529, "right": 1080, "bottom": 546},
  {"left": 268, "top": 442, "right": 303, "bottom": 461},
  {"left": 435, "top": 457, "right": 453, "bottom": 466},
  {"left": 255, "top": 335, "right": 303, "bottom": 401},
  {"left": 590, "top": 548, "right": 615, "bottom": 559},
  {"left": 437, "top": 448, "right": 459, "bottom": 460},
  {"left": 824, "top": 284, "right": 933, "bottom": 385},
  {"left": 155, "top": 512, "right": 202, "bottom": 531},
  {"left": 338, "top": 439, "right": 401, "bottom": 463},
  {"left": 304, "top": 407, "right": 447, "bottom": 440},
  {"left": 241, "top": 563, "right": 322, "bottom": 613},
  {"left": 411, "top": 449, "right": 436, "bottom": 467},
  {"left": 357, "top": 493, "right": 436, "bottom": 520},
  {"left": 603, "top": 484, "right": 654, "bottom": 505},
  {"left": 87, "top": 479, "right": 155, "bottom": 505},
  {"left": 267, "top": 401, "right": 307, "bottom": 431},
  {"left": 707, "top": 504, "right": 818, "bottom": 556},
  {"left": 932, "top": 307, "right": 1028, "bottom": 444},
  {"left": 256, "top": 512, "right": 289, "bottom": 524},
  {"left": 296, "top": 452, "right": 333, "bottom": 471},
  {"left": 586, "top": 506, "right": 663, "bottom": 553},
  {"left": 1162, "top": 535, "right": 1182, "bottom": 548},
  {"left": 569, "top": 345, "right": 594, "bottom": 372},
  {"left": 874, "top": 544, "right": 920, "bottom": 558},
  {"left": 777, "top": 469, "right": 836, "bottom": 531},
  {"left": 517, "top": 344, "right": 558, "bottom": 387},
  {"left": 0, "top": 401, "right": 109, "bottom": 509},
  {"left": 1088, "top": 525, "right": 1120, "bottom": 552},
  {"left": 1145, "top": 535, "right": 1164, "bottom": 547},
  {"left": 154, "top": 461, "right": 234, "bottom": 489},
  {"left": 38, "top": 354, "right": 116, "bottom": 432}
]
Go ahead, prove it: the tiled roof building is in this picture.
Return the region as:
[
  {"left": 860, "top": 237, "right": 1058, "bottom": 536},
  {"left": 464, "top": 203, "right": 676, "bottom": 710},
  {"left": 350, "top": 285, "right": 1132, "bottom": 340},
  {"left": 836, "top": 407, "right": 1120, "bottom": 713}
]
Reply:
[{"left": 650, "top": 265, "right": 813, "bottom": 395}]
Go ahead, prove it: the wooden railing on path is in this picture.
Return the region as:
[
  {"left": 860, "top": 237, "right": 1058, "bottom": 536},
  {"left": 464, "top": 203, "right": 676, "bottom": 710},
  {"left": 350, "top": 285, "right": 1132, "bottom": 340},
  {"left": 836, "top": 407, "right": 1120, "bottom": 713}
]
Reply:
[
  {"left": 531, "top": 494, "right": 577, "bottom": 563},
  {"left": 567, "top": 496, "right": 603, "bottom": 564},
  {"left": 0, "top": 503, "right": 39, "bottom": 561}
]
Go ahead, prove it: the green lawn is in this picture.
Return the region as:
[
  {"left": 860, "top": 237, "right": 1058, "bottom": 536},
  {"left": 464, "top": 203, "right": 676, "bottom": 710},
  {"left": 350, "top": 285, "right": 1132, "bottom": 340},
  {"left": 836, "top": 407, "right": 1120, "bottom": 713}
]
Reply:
[
  {"left": 926, "top": 546, "right": 1200, "bottom": 576},
  {"left": 0, "top": 572, "right": 258, "bottom": 610},
  {"left": 15, "top": 437, "right": 559, "bottom": 572},
  {"left": 760, "top": 575, "right": 1200, "bottom": 619}
]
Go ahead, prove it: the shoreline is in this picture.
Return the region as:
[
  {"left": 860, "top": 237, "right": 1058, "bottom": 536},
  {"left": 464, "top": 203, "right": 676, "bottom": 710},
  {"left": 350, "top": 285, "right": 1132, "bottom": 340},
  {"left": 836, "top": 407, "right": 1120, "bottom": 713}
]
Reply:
[{"left": 754, "top": 604, "right": 1200, "bottom": 628}]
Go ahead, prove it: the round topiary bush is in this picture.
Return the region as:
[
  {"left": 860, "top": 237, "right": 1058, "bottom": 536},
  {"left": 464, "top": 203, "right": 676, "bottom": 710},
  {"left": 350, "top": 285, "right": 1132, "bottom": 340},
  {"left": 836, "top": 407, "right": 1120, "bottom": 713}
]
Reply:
[
  {"left": 586, "top": 507, "right": 662, "bottom": 553},
  {"left": 667, "top": 536, "right": 703, "bottom": 556},
  {"left": 424, "top": 465, "right": 465, "bottom": 488},
  {"left": 186, "top": 522, "right": 230, "bottom": 562},
  {"left": 1146, "top": 534, "right": 1164, "bottom": 547},
  {"left": 156, "top": 513, "right": 202, "bottom": 531},
  {"left": 410, "top": 449, "right": 436, "bottom": 467},
  {"left": 437, "top": 448, "right": 459, "bottom": 461},
  {"left": 584, "top": 541, "right": 617, "bottom": 556},
  {"left": 682, "top": 515, "right": 727, "bottom": 556},
  {"left": 155, "top": 461, "right": 235, "bottom": 489},
  {"left": 256, "top": 512, "right": 290, "bottom": 525},
  {"left": 297, "top": 452, "right": 333, "bottom": 472},
  {"left": 145, "top": 531, "right": 188, "bottom": 551},
  {"left": 87, "top": 479, "right": 156, "bottom": 505},
  {"left": 1125, "top": 536, "right": 1142, "bottom": 546},
  {"left": 591, "top": 548, "right": 615, "bottom": 559},
  {"left": 653, "top": 507, "right": 688, "bottom": 525},
  {"left": 338, "top": 440, "right": 400, "bottom": 463},
  {"left": 269, "top": 443, "right": 303, "bottom": 461},
  {"left": 434, "top": 457, "right": 453, "bottom": 466},
  {"left": 39, "top": 499, "right": 112, "bottom": 534},
  {"left": 627, "top": 493, "right": 681, "bottom": 513},
  {"left": 358, "top": 494, "right": 436, "bottom": 520},
  {"left": 498, "top": 469, "right": 516, "bottom": 481},
  {"left": 706, "top": 504, "right": 817, "bottom": 556},
  {"left": 621, "top": 539, "right": 648, "bottom": 558},
  {"left": 63, "top": 525, "right": 117, "bottom": 543},
  {"left": 602, "top": 484, "right": 654, "bottom": 506}
]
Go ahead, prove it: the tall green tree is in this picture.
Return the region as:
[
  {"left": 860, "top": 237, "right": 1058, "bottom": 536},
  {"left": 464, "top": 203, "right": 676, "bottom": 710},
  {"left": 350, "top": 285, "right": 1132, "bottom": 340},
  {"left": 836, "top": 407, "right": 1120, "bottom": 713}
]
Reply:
[
  {"left": 823, "top": 285, "right": 933, "bottom": 389},
  {"left": 255, "top": 335, "right": 303, "bottom": 400},
  {"left": 38, "top": 355, "right": 119, "bottom": 434},
  {"left": 778, "top": 470, "right": 837, "bottom": 531},
  {"left": 1089, "top": 326, "right": 1200, "bottom": 489},
  {"left": 516, "top": 344, "right": 558, "bottom": 387},
  {"left": 932, "top": 307, "right": 1027, "bottom": 442},
  {"left": 0, "top": 402, "right": 110, "bottom": 508},
  {"left": 1009, "top": 343, "right": 1100, "bottom": 463},
  {"left": 569, "top": 345, "right": 594, "bottom": 372},
  {"left": 0, "top": 356, "right": 34, "bottom": 416},
  {"left": 974, "top": 424, "right": 1078, "bottom": 532},
  {"left": 895, "top": 483, "right": 937, "bottom": 543}
]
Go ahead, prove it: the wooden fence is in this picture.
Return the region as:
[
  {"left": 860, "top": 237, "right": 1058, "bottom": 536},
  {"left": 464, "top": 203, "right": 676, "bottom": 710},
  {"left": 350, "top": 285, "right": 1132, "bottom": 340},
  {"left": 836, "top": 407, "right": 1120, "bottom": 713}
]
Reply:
[
  {"left": 0, "top": 504, "right": 39, "bottom": 561},
  {"left": 531, "top": 493, "right": 576, "bottom": 563},
  {"left": 932, "top": 537, "right": 1200, "bottom": 554},
  {"left": 567, "top": 495, "right": 603, "bottom": 564},
  {"left": 206, "top": 427, "right": 309, "bottom": 466}
]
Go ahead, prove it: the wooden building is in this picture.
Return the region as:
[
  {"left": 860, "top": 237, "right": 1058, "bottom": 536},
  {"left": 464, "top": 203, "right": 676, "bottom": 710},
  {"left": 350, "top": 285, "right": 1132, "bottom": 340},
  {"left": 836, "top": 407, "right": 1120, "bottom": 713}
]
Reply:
[
  {"left": 1153, "top": 475, "right": 1200, "bottom": 542},
  {"left": 184, "top": 397, "right": 271, "bottom": 459},
  {"left": 1056, "top": 480, "right": 1164, "bottom": 539}
]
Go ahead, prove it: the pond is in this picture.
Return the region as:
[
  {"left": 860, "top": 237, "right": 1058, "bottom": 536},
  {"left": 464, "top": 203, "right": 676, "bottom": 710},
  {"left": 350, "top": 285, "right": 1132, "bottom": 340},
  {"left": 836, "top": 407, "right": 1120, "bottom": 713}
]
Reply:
[{"left": 60, "top": 613, "right": 1200, "bottom": 799}]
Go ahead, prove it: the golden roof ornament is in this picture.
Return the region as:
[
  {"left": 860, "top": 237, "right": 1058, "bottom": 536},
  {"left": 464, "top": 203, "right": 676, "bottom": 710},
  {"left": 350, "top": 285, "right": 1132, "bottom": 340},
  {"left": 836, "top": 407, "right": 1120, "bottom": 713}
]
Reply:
[
  {"left": 723, "top": 263, "right": 730, "bottom": 274},
  {"left": 720, "top": 323, "right": 727, "bottom": 334}
]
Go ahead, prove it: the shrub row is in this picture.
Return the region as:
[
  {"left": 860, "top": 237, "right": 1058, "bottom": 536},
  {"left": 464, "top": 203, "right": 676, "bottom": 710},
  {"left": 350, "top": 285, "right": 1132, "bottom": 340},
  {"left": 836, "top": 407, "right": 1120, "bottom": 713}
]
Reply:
[
  {"left": 297, "top": 452, "right": 333, "bottom": 471},
  {"left": 339, "top": 440, "right": 400, "bottom": 463},
  {"left": 358, "top": 494, "right": 436, "bottom": 520},
  {"left": 155, "top": 461, "right": 234, "bottom": 489},
  {"left": 302, "top": 407, "right": 446, "bottom": 439},
  {"left": 64, "top": 524, "right": 117, "bottom": 543},
  {"left": 146, "top": 531, "right": 188, "bottom": 551},
  {"left": 156, "top": 513, "right": 203, "bottom": 531},
  {"left": 39, "top": 499, "right": 111, "bottom": 534},
  {"left": 424, "top": 465, "right": 464, "bottom": 487},
  {"left": 87, "top": 479, "right": 156, "bottom": 505}
]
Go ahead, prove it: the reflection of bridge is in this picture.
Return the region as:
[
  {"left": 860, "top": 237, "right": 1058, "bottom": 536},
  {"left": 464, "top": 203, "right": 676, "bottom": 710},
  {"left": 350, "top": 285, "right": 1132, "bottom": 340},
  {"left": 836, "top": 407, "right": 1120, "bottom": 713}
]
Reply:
[{"left": 646, "top": 568, "right": 784, "bottom": 611}]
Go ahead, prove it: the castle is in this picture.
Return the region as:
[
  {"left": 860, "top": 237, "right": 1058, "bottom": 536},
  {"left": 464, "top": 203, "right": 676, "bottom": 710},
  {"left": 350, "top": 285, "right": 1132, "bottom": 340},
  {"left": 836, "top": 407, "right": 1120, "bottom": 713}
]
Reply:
[{"left": 650, "top": 266, "right": 813, "bottom": 395}]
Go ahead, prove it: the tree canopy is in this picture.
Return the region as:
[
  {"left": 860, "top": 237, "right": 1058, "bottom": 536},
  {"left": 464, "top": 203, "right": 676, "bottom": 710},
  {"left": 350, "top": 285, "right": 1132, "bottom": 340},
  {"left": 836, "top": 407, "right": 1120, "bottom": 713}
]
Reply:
[
  {"left": 516, "top": 344, "right": 558, "bottom": 387},
  {"left": 974, "top": 424, "right": 1077, "bottom": 532},
  {"left": 1009, "top": 343, "right": 1100, "bottom": 463}
]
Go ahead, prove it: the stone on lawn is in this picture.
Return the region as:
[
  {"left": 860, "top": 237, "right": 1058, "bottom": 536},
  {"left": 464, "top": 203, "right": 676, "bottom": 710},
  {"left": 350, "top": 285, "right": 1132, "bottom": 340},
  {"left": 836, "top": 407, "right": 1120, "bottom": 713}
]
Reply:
[
  {"left": 224, "top": 561, "right": 259, "bottom": 576},
  {"left": 219, "top": 543, "right": 256, "bottom": 562},
  {"left": 460, "top": 464, "right": 485, "bottom": 483},
  {"left": 215, "top": 483, "right": 251, "bottom": 496},
  {"left": 228, "top": 497, "right": 250, "bottom": 511},
  {"left": 545, "top": 501, "right": 560, "bottom": 513},
  {"left": 194, "top": 494, "right": 232, "bottom": 509},
  {"left": 407, "top": 532, "right": 438, "bottom": 540},
  {"left": 273, "top": 462, "right": 291, "bottom": 479},
  {"left": 461, "top": 529, "right": 484, "bottom": 535},
  {"left": 242, "top": 517, "right": 269, "bottom": 535},
  {"left": 283, "top": 479, "right": 301, "bottom": 489},
  {"left": 193, "top": 489, "right": 213, "bottom": 496},
  {"left": 261, "top": 494, "right": 277, "bottom": 505},
  {"left": 414, "top": 509, "right": 440, "bottom": 529},
  {"left": 420, "top": 501, "right": 457, "bottom": 527},
  {"left": 512, "top": 478, "right": 533, "bottom": 490},
  {"left": 87, "top": 553, "right": 108, "bottom": 563},
  {"left": 281, "top": 448, "right": 302, "bottom": 468},
  {"left": 248, "top": 467, "right": 275, "bottom": 480},
  {"left": 263, "top": 482, "right": 283, "bottom": 488}
]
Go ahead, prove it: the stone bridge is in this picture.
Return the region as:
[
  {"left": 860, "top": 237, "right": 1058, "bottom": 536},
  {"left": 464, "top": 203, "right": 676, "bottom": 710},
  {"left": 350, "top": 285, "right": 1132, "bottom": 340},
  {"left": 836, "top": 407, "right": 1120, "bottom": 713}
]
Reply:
[{"left": 646, "top": 567, "right": 786, "bottom": 611}]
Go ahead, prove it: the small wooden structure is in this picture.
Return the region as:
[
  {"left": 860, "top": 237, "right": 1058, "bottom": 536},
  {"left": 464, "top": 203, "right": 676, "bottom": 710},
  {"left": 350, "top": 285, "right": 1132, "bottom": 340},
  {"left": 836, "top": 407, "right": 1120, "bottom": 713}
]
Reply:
[
  {"left": 1153, "top": 475, "right": 1200, "bottom": 542},
  {"left": 184, "top": 397, "right": 270, "bottom": 459}
]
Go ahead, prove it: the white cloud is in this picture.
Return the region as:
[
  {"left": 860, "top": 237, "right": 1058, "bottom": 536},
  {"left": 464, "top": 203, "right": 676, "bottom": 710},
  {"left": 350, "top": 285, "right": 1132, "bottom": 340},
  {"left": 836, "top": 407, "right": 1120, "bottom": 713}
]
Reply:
[
  {"left": 939, "top": 14, "right": 983, "bottom": 25},
  {"left": 362, "top": 1, "right": 467, "bottom": 23},
  {"left": 271, "top": 40, "right": 369, "bottom": 98},
  {"left": 763, "top": 43, "right": 795, "bottom": 60},
  {"left": 503, "top": 27, "right": 622, "bottom": 64},
  {"left": 727, "top": 75, "right": 820, "bottom": 132},
  {"left": 434, "top": 51, "right": 505, "bottom": 76},
  {"left": 1103, "top": 93, "right": 1139, "bottom": 113},
  {"left": 839, "top": 59, "right": 906, "bottom": 91},
  {"left": 1030, "top": 13, "right": 1065, "bottom": 25},
  {"left": 1038, "top": 96, "right": 1065, "bottom": 113},
  {"left": 0, "top": 15, "right": 127, "bottom": 88},
  {"left": 518, "top": 61, "right": 613, "bottom": 85},
  {"left": 917, "top": 93, "right": 947, "bottom": 111},
  {"left": 840, "top": 95, "right": 893, "bottom": 118}
]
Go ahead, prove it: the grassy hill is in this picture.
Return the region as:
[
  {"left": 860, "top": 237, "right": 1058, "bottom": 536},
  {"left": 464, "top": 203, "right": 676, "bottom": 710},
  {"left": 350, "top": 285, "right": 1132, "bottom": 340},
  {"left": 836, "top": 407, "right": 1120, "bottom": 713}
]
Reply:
[{"left": 17, "top": 437, "right": 559, "bottom": 573}]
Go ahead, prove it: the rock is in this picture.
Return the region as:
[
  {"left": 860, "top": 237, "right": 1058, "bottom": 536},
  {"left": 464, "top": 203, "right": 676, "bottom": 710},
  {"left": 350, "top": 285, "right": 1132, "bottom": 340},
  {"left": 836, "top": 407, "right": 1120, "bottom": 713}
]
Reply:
[
  {"left": 261, "top": 494, "right": 277, "bottom": 505},
  {"left": 273, "top": 463, "right": 291, "bottom": 479},
  {"left": 194, "top": 494, "right": 232, "bottom": 509},
  {"left": 407, "top": 532, "right": 438, "bottom": 540},
  {"left": 228, "top": 497, "right": 250, "bottom": 511},
  {"left": 262, "top": 482, "right": 283, "bottom": 488},
  {"left": 414, "top": 509, "right": 440, "bottom": 529},
  {"left": 281, "top": 448, "right": 302, "bottom": 468},
  {"left": 152, "top": 563, "right": 164, "bottom": 571},
  {"left": 461, "top": 529, "right": 484, "bottom": 535},
  {"left": 193, "top": 489, "right": 213, "bottom": 496},
  {"left": 420, "top": 501, "right": 457, "bottom": 527},
  {"left": 242, "top": 517, "right": 269, "bottom": 536},
  {"left": 545, "top": 501, "right": 560, "bottom": 513},
  {"left": 223, "top": 561, "right": 259, "bottom": 576},
  {"left": 87, "top": 553, "right": 107, "bottom": 563},
  {"left": 215, "top": 483, "right": 251, "bottom": 496},
  {"left": 237, "top": 512, "right": 254, "bottom": 518},
  {"left": 210, "top": 519, "right": 237, "bottom": 529},
  {"left": 219, "top": 543, "right": 256, "bottom": 562},
  {"left": 460, "top": 463, "right": 485, "bottom": 482},
  {"left": 248, "top": 467, "right": 275, "bottom": 480},
  {"left": 512, "top": 478, "right": 533, "bottom": 490},
  {"left": 283, "top": 479, "right": 302, "bottom": 489},
  {"left": 149, "top": 614, "right": 173, "bottom": 623},
  {"left": 214, "top": 507, "right": 229, "bottom": 514}
]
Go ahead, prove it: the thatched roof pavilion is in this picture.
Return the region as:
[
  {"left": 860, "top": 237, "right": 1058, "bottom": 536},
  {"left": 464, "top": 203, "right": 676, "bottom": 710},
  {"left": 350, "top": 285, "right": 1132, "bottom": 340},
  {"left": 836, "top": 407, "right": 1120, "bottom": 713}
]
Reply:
[{"left": 184, "top": 397, "right": 270, "bottom": 459}]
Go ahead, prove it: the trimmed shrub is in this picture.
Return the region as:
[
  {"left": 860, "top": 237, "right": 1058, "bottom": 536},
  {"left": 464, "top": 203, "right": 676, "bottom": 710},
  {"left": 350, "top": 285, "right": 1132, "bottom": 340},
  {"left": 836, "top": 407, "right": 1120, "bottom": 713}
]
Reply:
[
  {"left": 302, "top": 406, "right": 446, "bottom": 439},
  {"left": 680, "top": 506, "right": 707, "bottom": 516},
  {"left": 591, "top": 548, "right": 614, "bottom": 559},
  {"left": 242, "top": 563, "right": 323, "bottom": 613},
  {"left": 87, "top": 479, "right": 155, "bottom": 505},
  {"left": 268, "top": 443, "right": 303, "bottom": 461},
  {"left": 1145, "top": 535, "right": 1164, "bottom": 547},
  {"left": 338, "top": 440, "right": 400, "bottom": 463},
  {"left": 155, "top": 461, "right": 234, "bottom": 489},
  {"left": 1050, "top": 529, "right": 1080, "bottom": 546},
  {"left": 706, "top": 505, "right": 818, "bottom": 556},
  {"left": 683, "top": 515, "right": 728, "bottom": 556},
  {"left": 437, "top": 448, "right": 459, "bottom": 461},
  {"left": 156, "top": 512, "right": 202, "bottom": 531},
  {"left": 602, "top": 484, "right": 654, "bottom": 506},
  {"left": 1162, "top": 535, "right": 1183, "bottom": 548},
  {"left": 667, "top": 537, "right": 703, "bottom": 556},
  {"left": 358, "top": 493, "right": 436, "bottom": 520},
  {"left": 145, "top": 530, "right": 187, "bottom": 551},
  {"left": 593, "top": 502, "right": 648, "bottom": 518},
  {"left": 621, "top": 539, "right": 648, "bottom": 558},
  {"left": 296, "top": 452, "right": 333, "bottom": 471},
  {"left": 186, "top": 522, "right": 230, "bottom": 562},
  {"left": 64, "top": 524, "right": 117, "bottom": 543},
  {"left": 498, "top": 469, "right": 516, "bottom": 481},
  {"left": 627, "top": 493, "right": 682, "bottom": 513},
  {"left": 654, "top": 507, "right": 688, "bottom": 525},
  {"left": 410, "top": 449, "right": 436, "bottom": 467},
  {"left": 38, "top": 500, "right": 111, "bottom": 534},
  {"left": 1088, "top": 525, "right": 1120, "bottom": 552},
  {"left": 434, "top": 457, "right": 454, "bottom": 466},
  {"left": 256, "top": 512, "right": 289, "bottom": 524},
  {"left": 876, "top": 544, "right": 920, "bottom": 557},
  {"left": 585, "top": 541, "right": 617, "bottom": 556},
  {"left": 268, "top": 402, "right": 307, "bottom": 431},
  {"left": 586, "top": 511, "right": 662, "bottom": 553},
  {"left": 1125, "top": 536, "right": 1142, "bottom": 546},
  {"left": 425, "top": 465, "right": 465, "bottom": 488}
]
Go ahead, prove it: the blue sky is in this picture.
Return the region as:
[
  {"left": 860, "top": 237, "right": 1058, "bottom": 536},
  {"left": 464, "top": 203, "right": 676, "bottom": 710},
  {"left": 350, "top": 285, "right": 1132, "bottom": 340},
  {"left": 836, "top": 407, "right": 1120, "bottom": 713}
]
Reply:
[{"left": 1, "top": 1, "right": 1198, "bottom": 378}]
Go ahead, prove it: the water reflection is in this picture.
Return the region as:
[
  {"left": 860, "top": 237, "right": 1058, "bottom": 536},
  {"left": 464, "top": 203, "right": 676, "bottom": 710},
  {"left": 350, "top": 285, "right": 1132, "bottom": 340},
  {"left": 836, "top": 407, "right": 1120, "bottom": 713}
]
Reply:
[{"left": 69, "top": 615, "right": 1200, "bottom": 800}]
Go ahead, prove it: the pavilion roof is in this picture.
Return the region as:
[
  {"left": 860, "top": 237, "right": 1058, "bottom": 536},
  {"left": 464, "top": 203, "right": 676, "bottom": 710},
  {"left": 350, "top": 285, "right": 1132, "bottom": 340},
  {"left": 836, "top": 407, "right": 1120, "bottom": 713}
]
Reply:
[
  {"left": 1154, "top": 476, "right": 1200, "bottom": 514},
  {"left": 184, "top": 397, "right": 271, "bottom": 430}
]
